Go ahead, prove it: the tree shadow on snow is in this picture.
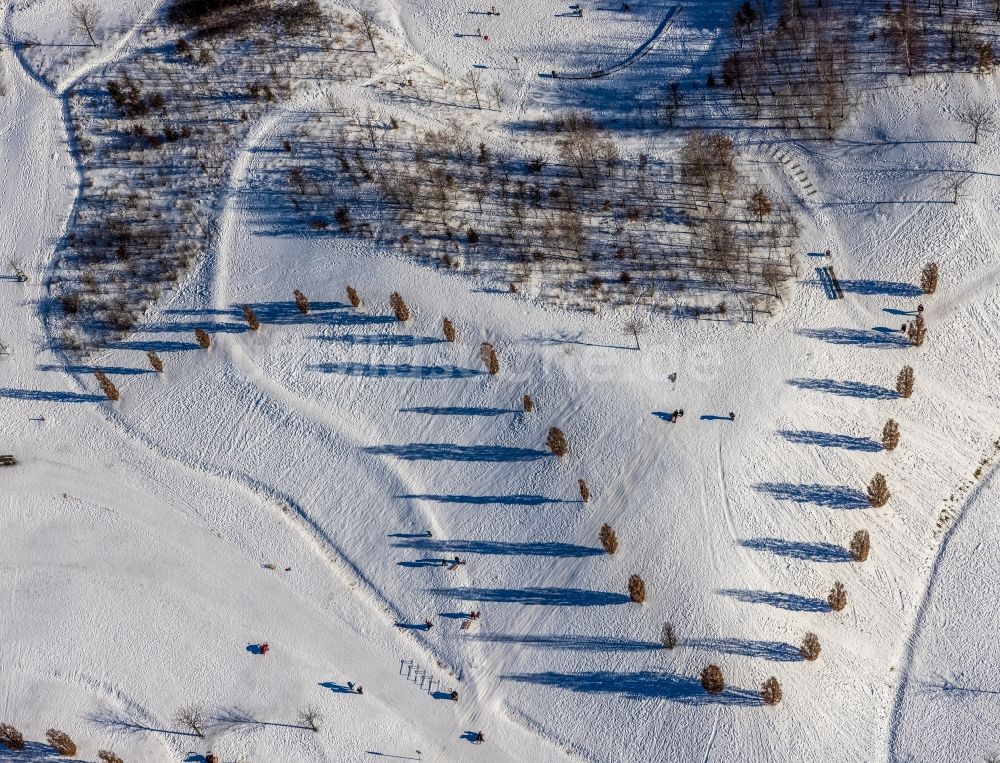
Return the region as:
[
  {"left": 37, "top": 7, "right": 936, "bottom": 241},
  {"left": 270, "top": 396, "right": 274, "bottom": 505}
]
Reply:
[
  {"left": 720, "top": 589, "right": 829, "bottom": 612},
  {"left": 472, "top": 633, "right": 659, "bottom": 652},
  {"left": 393, "top": 538, "right": 601, "bottom": 558},
  {"left": 428, "top": 587, "right": 630, "bottom": 606},
  {"left": 839, "top": 279, "right": 922, "bottom": 297},
  {"left": 740, "top": 537, "right": 852, "bottom": 562},
  {"left": 686, "top": 637, "right": 803, "bottom": 662},
  {"left": 398, "top": 493, "right": 574, "bottom": 505},
  {"left": 310, "top": 363, "right": 482, "bottom": 379},
  {"left": 503, "top": 670, "right": 763, "bottom": 705},
  {"left": 778, "top": 429, "right": 882, "bottom": 452},
  {"left": 795, "top": 327, "right": 910, "bottom": 348},
  {"left": 754, "top": 482, "right": 869, "bottom": 508},
  {"left": 399, "top": 405, "right": 519, "bottom": 417},
  {"left": 787, "top": 378, "right": 898, "bottom": 400},
  {"left": 368, "top": 444, "right": 549, "bottom": 462}
]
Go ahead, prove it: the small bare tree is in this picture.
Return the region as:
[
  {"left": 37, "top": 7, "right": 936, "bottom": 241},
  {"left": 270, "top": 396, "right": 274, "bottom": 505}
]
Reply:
[
  {"left": 98, "top": 752, "right": 125, "bottom": 763},
  {"left": 578, "top": 479, "right": 590, "bottom": 503},
  {"left": 390, "top": 292, "right": 410, "bottom": 322},
  {"left": 907, "top": 315, "right": 927, "bottom": 346},
  {"left": 956, "top": 102, "right": 998, "bottom": 143},
  {"left": 882, "top": 419, "right": 900, "bottom": 451},
  {"left": 896, "top": 366, "right": 915, "bottom": 398},
  {"left": 628, "top": 574, "right": 647, "bottom": 603},
  {"left": 294, "top": 289, "right": 310, "bottom": 315},
  {"left": 358, "top": 10, "right": 379, "bottom": 53},
  {"left": 938, "top": 173, "right": 968, "bottom": 205},
  {"left": 850, "top": 529, "right": 871, "bottom": 562},
  {"left": 175, "top": 704, "right": 207, "bottom": 738},
  {"left": 701, "top": 665, "right": 724, "bottom": 694},
  {"left": 867, "top": 473, "right": 890, "bottom": 508},
  {"left": 0, "top": 724, "right": 25, "bottom": 751},
  {"left": 761, "top": 677, "right": 782, "bottom": 705},
  {"left": 920, "top": 263, "right": 939, "bottom": 294},
  {"left": 95, "top": 370, "right": 120, "bottom": 401},
  {"left": 442, "top": 318, "right": 457, "bottom": 343},
  {"left": 660, "top": 622, "right": 678, "bottom": 649},
  {"left": 46, "top": 729, "right": 77, "bottom": 756},
  {"left": 828, "top": 581, "right": 848, "bottom": 612},
  {"left": 148, "top": 351, "right": 164, "bottom": 373},
  {"left": 297, "top": 705, "right": 322, "bottom": 732},
  {"left": 347, "top": 286, "right": 362, "bottom": 307},
  {"left": 547, "top": 426, "right": 568, "bottom": 456},
  {"left": 71, "top": 1, "right": 101, "bottom": 46},
  {"left": 747, "top": 187, "right": 773, "bottom": 222},
  {"left": 523, "top": 394, "right": 535, "bottom": 413},
  {"left": 599, "top": 523, "right": 618, "bottom": 554},
  {"left": 623, "top": 317, "right": 647, "bottom": 350},
  {"left": 195, "top": 329, "right": 212, "bottom": 349},
  {"left": 480, "top": 342, "right": 500, "bottom": 374},
  {"left": 242, "top": 304, "right": 260, "bottom": 331},
  {"left": 800, "top": 632, "right": 821, "bottom": 661},
  {"left": 466, "top": 69, "right": 483, "bottom": 110}
]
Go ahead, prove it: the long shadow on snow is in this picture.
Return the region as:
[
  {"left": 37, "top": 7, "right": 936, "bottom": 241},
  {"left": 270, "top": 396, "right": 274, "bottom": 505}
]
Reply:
[
  {"left": 503, "top": 670, "right": 763, "bottom": 705},
  {"left": 326, "top": 333, "right": 442, "bottom": 347},
  {"left": 0, "top": 388, "right": 104, "bottom": 403},
  {"left": 87, "top": 708, "right": 201, "bottom": 738},
  {"left": 394, "top": 538, "right": 601, "bottom": 558},
  {"left": 312, "top": 364, "right": 482, "bottom": 379},
  {"left": 400, "top": 405, "right": 520, "bottom": 417},
  {"left": 787, "top": 378, "right": 898, "bottom": 400},
  {"left": 369, "top": 444, "right": 549, "bottom": 462},
  {"left": 686, "top": 637, "right": 804, "bottom": 662},
  {"left": 472, "top": 633, "right": 658, "bottom": 652},
  {"left": 428, "top": 587, "right": 629, "bottom": 606},
  {"left": 399, "top": 493, "right": 576, "bottom": 505},
  {"left": 839, "top": 279, "right": 922, "bottom": 297},
  {"left": 754, "top": 482, "right": 869, "bottom": 509},
  {"left": 720, "top": 589, "right": 829, "bottom": 612},
  {"left": 0, "top": 741, "right": 71, "bottom": 761},
  {"left": 796, "top": 327, "right": 910, "bottom": 348},
  {"left": 740, "top": 537, "right": 852, "bottom": 562},
  {"left": 779, "top": 429, "right": 882, "bottom": 452}
]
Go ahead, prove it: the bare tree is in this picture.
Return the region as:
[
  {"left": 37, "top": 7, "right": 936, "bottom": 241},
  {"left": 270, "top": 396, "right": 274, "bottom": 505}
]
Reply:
[
  {"left": 358, "top": 10, "right": 379, "bottom": 53},
  {"left": 599, "top": 523, "right": 618, "bottom": 554},
  {"left": 938, "top": 173, "right": 969, "bottom": 205},
  {"left": 578, "top": 478, "right": 590, "bottom": 503},
  {"left": 907, "top": 314, "right": 927, "bottom": 346},
  {"left": 896, "top": 366, "right": 915, "bottom": 398},
  {"left": 921, "top": 263, "right": 939, "bottom": 294},
  {"left": 175, "top": 704, "right": 207, "bottom": 738},
  {"left": 297, "top": 705, "right": 322, "bottom": 732},
  {"left": 747, "top": 187, "right": 772, "bottom": 222},
  {"left": 628, "top": 574, "right": 647, "bottom": 603},
  {"left": 701, "top": 665, "right": 724, "bottom": 693},
  {"left": 850, "top": 529, "right": 871, "bottom": 562},
  {"left": 71, "top": 1, "right": 102, "bottom": 47},
  {"left": 867, "top": 473, "right": 890, "bottom": 508},
  {"left": 799, "top": 632, "right": 821, "bottom": 661},
  {"left": 828, "top": 581, "right": 848, "bottom": 612},
  {"left": 660, "top": 622, "right": 678, "bottom": 649},
  {"left": 956, "top": 102, "right": 998, "bottom": 143},
  {"left": 466, "top": 69, "right": 483, "bottom": 110},
  {"left": 882, "top": 419, "right": 900, "bottom": 451},
  {"left": 761, "top": 677, "right": 782, "bottom": 705},
  {"left": 624, "top": 317, "right": 647, "bottom": 350}
]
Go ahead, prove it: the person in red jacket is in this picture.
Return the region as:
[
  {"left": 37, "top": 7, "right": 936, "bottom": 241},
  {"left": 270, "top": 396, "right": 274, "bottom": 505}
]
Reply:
[{"left": 260, "top": 642, "right": 270, "bottom": 655}]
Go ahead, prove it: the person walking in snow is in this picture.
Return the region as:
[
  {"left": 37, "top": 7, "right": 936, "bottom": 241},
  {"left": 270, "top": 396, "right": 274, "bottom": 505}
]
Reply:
[
  {"left": 728, "top": 412, "right": 735, "bottom": 421},
  {"left": 425, "top": 619, "right": 434, "bottom": 631},
  {"left": 260, "top": 642, "right": 270, "bottom": 655},
  {"left": 474, "top": 731, "right": 485, "bottom": 744},
  {"left": 450, "top": 690, "right": 459, "bottom": 702}
]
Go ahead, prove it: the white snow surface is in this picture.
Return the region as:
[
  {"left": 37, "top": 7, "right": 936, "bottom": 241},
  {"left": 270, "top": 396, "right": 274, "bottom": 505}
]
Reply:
[{"left": 2, "top": 1, "right": 999, "bottom": 761}]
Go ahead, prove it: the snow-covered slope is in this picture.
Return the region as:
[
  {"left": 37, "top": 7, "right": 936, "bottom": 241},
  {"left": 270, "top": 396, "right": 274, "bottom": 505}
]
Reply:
[{"left": 2, "top": 1, "right": 999, "bottom": 761}]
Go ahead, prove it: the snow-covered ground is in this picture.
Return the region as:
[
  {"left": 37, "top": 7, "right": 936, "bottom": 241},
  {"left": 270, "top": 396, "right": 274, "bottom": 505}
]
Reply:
[{"left": 2, "top": 1, "right": 1000, "bottom": 761}]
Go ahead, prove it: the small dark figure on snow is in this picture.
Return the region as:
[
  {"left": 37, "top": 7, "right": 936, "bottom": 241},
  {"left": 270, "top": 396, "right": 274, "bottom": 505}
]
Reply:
[
  {"left": 450, "top": 690, "right": 459, "bottom": 702},
  {"left": 917, "top": 304, "right": 924, "bottom": 313},
  {"left": 260, "top": 642, "right": 270, "bottom": 655},
  {"left": 356, "top": 686, "right": 364, "bottom": 694},
  {"left": 729, "top": 412, "right": 735, "bottom": 421},
  {"left": 490, "top": 4, "right": 497, "bottom": 13},
  {"left": 901, "top": 324, "right": 907, "bottom": 333},
  {"left": 348, "top": 682, "right": 355, "bottom": 690},
  {"left": 474, "top": 731, "right": 485, "bottom": 744},
  {"left": 206, "top": 754, "right": 218, "bottom": 763},
  {"left": 469, "top": 610, "right": 481, "bottom": 620},
  {"left": 425, "top": 620, "right": 434, "bottom": 631},
  {"left": 825, "top": 248, "right": 831, "bottom": 257}
]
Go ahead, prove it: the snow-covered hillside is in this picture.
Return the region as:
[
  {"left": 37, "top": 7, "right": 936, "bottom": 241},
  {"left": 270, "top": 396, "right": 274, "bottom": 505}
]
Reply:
[{"left": 2, "top": 1, "right": 999, "bottom": 762}]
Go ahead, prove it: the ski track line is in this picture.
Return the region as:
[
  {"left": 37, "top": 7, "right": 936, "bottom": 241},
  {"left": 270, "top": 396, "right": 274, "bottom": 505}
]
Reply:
[{"left": 885, "top": 460, "right": 1000, "bottom": 762}]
